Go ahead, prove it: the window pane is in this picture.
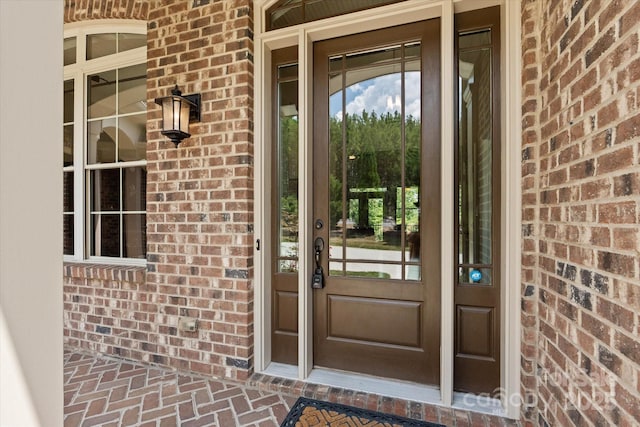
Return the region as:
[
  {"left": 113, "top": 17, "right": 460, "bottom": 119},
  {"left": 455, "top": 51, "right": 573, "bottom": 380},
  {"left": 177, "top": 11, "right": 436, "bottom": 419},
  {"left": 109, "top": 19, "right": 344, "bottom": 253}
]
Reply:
[
  {"left": 118, "top": 64, "right": 147, "bottom": 114},
  {"left": 123, "top": 167, "right": 146, "bottom": 211},
  {"left": 63, "top": 214, "right": 74, "bottom": 255},
  {"left": 458, "top": 46, "right": 492, "bottom": 265},
  {"left": 64, "top": 37, "right": 76, "bottom": 66},
  {"left": 88, "top": 119, "right": 117, "bottom": 164},
  {"left": 64, "top": 125, "right": 74, "bottom": 166},
  {"left": 277, "top": 65, "right": 299, "bottom": 272},
  {"left": 459, "top": 30, "right": 491, "bottom": 49},
  {"left": 91, "top": 214, "right": 120, "bottom": 257},
  {"left": 118, "top": 33, "right": 146, "bottom": 52},
  {"left": 123, "top": 214, "right": 146, "bottom": 258},
  {"left": 64, "top": 79, "right": 74, "bottom": 123},
  {"left": 88, "top": 70, "right": 116, "bottom": 119},
  {"left": 63, "top": 172, "right": 74, "bottom": 212},
  {"left": 87, "top": 33, "right": 117, "bottom": 60},
  {"left": 270, "top": 5, "right": 302, "bottom": 30},
  {"left": 268, "top": 0, "right": 405, "bottom": 30},
  {"left": 118, "top": 114, "right": 147, "bottom": 161},
  {"left": 90, "top": 169, "right": 120, "bottom": 212}
]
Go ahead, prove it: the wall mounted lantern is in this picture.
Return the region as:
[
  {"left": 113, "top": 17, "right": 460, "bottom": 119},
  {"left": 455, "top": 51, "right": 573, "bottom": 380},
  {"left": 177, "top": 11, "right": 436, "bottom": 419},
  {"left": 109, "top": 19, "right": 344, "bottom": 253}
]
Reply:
[{"left": 154, "top": 85, "right": 201, "bottom": 146}]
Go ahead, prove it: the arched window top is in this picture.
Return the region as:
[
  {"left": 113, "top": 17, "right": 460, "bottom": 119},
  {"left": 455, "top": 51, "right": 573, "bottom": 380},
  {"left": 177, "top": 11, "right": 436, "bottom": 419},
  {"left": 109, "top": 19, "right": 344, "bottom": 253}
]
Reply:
[
  {"left": 266, "top": 0, "right": 406, "bottom": 31},
  {"left": 64, "top": 20, "right": 146, "bottom": 66}
]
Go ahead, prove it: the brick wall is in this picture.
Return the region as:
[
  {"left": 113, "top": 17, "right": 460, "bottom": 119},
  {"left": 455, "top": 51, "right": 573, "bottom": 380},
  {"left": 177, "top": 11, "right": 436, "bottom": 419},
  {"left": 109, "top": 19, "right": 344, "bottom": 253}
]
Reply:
[
  {"left": 63, "top": 0, "right": 256, "bottom": 381},
  {"left": 145, "top": 0, "right": 255, "bottom": 380},
  {"left": 521, "top": 0, "right": 543, "bottom": 423},
  {"left": 64, "top": 0, "right": 149, "bottom": 22},
  {"left": 63, "top": 263, "right": 148, "bottom": 358},
  {"left": 524, "top": 0, "right": 640, "bottom": 424}
]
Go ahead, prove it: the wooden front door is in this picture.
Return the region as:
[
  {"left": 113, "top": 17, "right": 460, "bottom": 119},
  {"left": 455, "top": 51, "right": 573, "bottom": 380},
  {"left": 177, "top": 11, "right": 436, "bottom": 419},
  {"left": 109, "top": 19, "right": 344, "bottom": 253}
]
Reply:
[{"left": 312, "top": 19, "right": 441, "bottom": 385}]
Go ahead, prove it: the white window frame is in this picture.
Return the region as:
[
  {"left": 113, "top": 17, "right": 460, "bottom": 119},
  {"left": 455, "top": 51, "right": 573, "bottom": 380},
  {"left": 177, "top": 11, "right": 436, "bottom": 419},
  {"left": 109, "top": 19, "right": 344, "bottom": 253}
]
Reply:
[
  {"left": 63, "top": 20, "right": 147, "bottom": 266},
  {"left": 253, "top": 0, "right": 522, "bottom": 418}
]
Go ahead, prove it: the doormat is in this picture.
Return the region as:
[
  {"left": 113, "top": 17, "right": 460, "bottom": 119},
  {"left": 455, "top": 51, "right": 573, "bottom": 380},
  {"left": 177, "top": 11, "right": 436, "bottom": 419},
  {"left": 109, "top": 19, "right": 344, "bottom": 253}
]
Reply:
[{"left": 280, "top": 397, "right": 444, "bottom": 427}]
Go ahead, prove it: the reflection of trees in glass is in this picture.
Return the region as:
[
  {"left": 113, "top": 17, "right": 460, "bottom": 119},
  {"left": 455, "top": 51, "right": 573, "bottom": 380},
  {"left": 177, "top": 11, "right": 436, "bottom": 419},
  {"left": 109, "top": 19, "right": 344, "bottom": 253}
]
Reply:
[
  {"left": 329, "top": 110, "right": 421, "bottom": 230},
  {"left": 279, "top": 116, "right": 299, "bottom": 243}
]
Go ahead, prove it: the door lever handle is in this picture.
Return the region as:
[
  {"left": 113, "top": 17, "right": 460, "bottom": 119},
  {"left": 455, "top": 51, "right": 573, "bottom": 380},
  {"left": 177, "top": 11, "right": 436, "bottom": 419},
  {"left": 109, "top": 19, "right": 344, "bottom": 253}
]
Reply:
[{"left": 312, "top": 237, "right": 325, "bottom": 289}]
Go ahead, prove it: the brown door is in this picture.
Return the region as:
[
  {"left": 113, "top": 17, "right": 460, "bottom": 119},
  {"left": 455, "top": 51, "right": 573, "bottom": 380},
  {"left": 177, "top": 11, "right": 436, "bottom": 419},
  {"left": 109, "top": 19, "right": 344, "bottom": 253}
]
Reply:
[
  {"left": 453, "top": 6, "right": 501, "bottom": 393},
  {"left": 312, "top": 19, "right": 441, "bottom": 385}
]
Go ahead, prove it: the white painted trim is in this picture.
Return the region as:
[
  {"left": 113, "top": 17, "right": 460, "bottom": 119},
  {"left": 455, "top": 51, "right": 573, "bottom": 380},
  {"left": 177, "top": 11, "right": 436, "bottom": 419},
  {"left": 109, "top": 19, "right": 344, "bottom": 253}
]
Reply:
[
  {"left": 453, "top": 0, "right": 500, "bottom": 13},
  {"left": 297, "top": 29, "right": 314, "bottom": 380},
  {"left": 253, "top": 28, "right": 268, "bottom": 373},
  {"left": 440, "top": 0, "right": 455, "bottom": 408},
  {"left": 64, "top": 19, "right": 145, "bottom": 35},
  {"left": 500, "top": 0, "right": 523, "bottom": 419}
]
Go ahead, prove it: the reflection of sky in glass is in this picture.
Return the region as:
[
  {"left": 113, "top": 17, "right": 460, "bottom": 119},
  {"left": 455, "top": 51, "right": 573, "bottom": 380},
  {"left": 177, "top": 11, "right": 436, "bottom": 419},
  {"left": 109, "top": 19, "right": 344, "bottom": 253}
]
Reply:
[{"left": 330, "top": 72, "right": 421, "bottom": 120}]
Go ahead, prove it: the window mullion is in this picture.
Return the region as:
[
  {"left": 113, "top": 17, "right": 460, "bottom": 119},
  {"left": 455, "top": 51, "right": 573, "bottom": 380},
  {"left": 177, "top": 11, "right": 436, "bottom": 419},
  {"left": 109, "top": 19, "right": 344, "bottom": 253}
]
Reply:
[{"left": 73, "top": 75, "right": 85, "bottom": 259}]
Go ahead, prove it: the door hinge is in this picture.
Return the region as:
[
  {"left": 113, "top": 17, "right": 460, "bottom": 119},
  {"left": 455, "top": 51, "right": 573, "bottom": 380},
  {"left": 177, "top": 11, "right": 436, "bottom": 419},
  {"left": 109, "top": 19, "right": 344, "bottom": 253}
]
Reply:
[{"left": 256, "top": 239, "right": 261, "bottom": 251}]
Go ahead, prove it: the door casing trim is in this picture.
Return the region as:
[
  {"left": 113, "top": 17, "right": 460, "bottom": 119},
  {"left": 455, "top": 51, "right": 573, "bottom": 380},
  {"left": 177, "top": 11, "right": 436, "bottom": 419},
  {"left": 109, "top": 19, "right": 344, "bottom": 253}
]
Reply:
[{"left": 253, "top": 0, "right": 522, "bottom": 418}]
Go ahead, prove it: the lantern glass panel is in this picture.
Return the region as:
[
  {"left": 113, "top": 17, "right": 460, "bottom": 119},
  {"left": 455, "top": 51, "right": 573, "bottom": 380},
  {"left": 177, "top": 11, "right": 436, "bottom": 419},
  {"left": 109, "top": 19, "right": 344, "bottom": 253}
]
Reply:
[{"left": 179, "top": 101, "right": 190, "bottom": 134}]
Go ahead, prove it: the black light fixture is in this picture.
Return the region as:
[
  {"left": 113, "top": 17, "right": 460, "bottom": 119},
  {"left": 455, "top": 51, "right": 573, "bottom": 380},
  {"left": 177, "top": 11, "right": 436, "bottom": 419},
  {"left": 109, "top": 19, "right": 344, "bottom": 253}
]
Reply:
[{"left": 154, "top": 85, "right": 201, "bottom": 146}]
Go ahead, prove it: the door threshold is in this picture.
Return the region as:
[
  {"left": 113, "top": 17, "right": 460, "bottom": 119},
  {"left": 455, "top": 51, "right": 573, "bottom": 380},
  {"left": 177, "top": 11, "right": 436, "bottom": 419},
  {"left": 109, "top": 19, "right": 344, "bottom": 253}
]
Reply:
[{"left": 261, "top": 362, "right": 506, "bottom": 417}]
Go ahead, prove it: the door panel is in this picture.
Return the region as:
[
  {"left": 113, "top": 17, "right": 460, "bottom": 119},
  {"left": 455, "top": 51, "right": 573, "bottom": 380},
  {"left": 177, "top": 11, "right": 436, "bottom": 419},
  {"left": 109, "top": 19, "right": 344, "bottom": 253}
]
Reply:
[
  {"left": 328, "top": 296, "right": 421, "bottom": 348},
  {"left": 313, "top": 19, "right": 440, "bottom": 385}
]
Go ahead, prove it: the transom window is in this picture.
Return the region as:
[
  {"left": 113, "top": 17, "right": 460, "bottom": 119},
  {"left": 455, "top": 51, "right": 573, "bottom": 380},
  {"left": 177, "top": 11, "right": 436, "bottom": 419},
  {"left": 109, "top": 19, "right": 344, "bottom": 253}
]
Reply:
[
  {"left": 266, "top": 0, "right": 406, "bottom": 30},
  {"left": 64, "top": 23, "right": 147, "bottom": 262}
]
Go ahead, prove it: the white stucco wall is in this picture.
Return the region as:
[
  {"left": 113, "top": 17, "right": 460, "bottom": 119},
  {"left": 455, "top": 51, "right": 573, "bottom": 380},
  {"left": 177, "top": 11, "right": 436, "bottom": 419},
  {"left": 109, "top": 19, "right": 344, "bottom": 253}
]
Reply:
[{"left": 0, "top": 1, "right": 63, "bottom": 426}]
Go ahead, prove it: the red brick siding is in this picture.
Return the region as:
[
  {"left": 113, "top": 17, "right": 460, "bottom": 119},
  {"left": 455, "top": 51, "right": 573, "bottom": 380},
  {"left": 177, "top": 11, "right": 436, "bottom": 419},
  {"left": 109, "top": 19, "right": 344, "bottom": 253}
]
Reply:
[
  {"left": 145, "top": 0, "right": 255, "bottom": 380},
  {"left": 64, "top": 0, "right": 149, "bottom": 23},
  {"left": 526, "top": 0, "right": 640, "bottom": 425},
  {"left": 63, "top": 263, "right": 148, "bottom": 359},
  {"left": 63, "top": 0, "right": 255, "bottom": 381},
  {"left": 520, "top": 0, "right": 542, "bottom": 424}
]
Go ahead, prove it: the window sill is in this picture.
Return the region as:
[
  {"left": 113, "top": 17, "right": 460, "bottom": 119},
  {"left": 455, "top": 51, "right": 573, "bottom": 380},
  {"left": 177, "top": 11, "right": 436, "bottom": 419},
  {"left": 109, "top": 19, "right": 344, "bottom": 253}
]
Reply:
[{"left": 63, "top": 261, "right": 146, "bottom": 283}]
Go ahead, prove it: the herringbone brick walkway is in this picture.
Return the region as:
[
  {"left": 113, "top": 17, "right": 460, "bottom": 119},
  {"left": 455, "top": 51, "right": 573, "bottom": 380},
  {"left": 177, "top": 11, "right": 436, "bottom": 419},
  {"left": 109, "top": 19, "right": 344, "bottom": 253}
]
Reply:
[
  {"left": 64, "top": 348, "right": 522, "bottom": 426},
  {"left": 64, "top": 350, "right": 296, "bottom": 426}
]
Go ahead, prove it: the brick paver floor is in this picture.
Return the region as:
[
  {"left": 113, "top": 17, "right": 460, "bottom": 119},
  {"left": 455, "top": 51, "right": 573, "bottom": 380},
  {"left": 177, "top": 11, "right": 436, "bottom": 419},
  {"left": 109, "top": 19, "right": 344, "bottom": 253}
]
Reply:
[{"left": 64, "top": 347, "right": 522, "bottom": 426}]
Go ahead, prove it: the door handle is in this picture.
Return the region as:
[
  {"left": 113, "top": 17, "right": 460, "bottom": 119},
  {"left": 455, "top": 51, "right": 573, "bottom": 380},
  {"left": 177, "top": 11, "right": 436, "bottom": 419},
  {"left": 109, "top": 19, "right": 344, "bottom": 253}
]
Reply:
[{"left": 312, "top": 237, "right": 325, "bottom": 289}]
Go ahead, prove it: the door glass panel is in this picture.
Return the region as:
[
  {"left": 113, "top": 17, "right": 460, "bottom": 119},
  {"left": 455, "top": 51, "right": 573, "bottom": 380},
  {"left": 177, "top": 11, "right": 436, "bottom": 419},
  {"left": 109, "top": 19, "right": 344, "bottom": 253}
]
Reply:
[
  {"left": 328, "top": 43, "right": 421, "bottom": 280},
  {"left": 277, "top": 63, "right": 299, "bottom": 272},
  {"left": 457, "top": 29, "right": 493, "bottom": 285}
]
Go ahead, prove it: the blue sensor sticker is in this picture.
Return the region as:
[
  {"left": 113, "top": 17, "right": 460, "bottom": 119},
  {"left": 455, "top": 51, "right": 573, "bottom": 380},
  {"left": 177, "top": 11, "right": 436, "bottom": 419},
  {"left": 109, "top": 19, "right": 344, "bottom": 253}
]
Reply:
[{"left": 469, "top": 269, "right": 482, "bottom": 283}]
